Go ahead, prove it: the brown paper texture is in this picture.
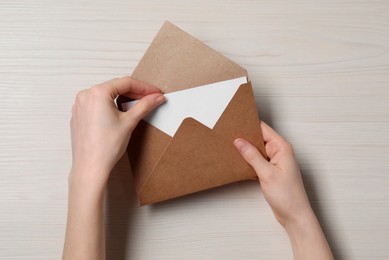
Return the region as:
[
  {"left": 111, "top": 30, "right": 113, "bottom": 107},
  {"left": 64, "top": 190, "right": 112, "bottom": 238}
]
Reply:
[
  {"left": 122, "top": 21, "right": 266, "bottom": 205},
  {"left": 132, "top": 21, "right": 248, "bottom": 92}
]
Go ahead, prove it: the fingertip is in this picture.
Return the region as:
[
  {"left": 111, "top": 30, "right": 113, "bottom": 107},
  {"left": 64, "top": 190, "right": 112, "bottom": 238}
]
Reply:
[
  {"left": 260, "top": 120, "right": 284, "bottom": 144},
  {"left": 109, "top": 76, "right": 163, "bottom": 97},
  {"left": 234, "top": 138, "right": 269, "bottom": 178},
  {"left": 260, "top": 120, "right": 269, "bottom": 126},
  {"left": 125, "top": 93, "right": 165, "bottom": 127},
  {"left": 144, "top": 92, "right": 166, "bottom": 109},
  {"left": 155, "top": 93, "right": 166, "bottom": 105},
  {"left": 233, "top": 138, "right": 249, "bottom": 154},
  {"left": 260, "top": 120, "right": 271, "bottom": 132},
  {"left": 234, "top": 138, "right": 258, "bottom": 161}
]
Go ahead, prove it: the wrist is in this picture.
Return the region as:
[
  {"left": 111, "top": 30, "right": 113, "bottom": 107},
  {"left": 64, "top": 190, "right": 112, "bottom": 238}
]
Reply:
[
  {"left": 284, "top": 208, "right": 318, "bottom": 237},
  {"left": 68, "top": 164, "right": 110, "bottom": 198},
  {"left": 283, "top": 207, "right": 334, "bottom": 260}
]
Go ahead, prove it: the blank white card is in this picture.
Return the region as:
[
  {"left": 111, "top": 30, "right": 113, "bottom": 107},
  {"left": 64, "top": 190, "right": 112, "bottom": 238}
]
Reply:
[{"left": 121, "top": 76, "right": 247, "bottom": 137}]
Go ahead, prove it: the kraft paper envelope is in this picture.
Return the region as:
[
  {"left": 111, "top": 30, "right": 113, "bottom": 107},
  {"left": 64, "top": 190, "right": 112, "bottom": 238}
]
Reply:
[{"left": 118, "top": 21, "right": 266, "bottom": 205}]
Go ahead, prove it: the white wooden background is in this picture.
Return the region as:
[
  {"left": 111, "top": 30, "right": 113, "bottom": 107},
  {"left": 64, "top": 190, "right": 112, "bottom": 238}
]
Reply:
[{"left": 1, "top": 0, "right": 388, "bottom": 259}]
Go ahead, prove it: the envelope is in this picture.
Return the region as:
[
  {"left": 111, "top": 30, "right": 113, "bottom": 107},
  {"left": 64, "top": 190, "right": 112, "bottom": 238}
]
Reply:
[{"left": 118, "top": 21, "right": 266, "bottom": 205}]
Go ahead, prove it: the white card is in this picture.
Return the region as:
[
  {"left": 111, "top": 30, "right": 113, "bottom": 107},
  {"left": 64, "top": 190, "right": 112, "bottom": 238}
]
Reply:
[{"left": 121, "top": 76, "right": 247, "bottom": 137}]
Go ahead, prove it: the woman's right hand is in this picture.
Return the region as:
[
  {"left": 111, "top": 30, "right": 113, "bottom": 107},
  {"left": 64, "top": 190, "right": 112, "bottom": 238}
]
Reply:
[
  {"left": 233, "top": 121, "right": 312, "bottom": 228},
  {"left": 234, "top": 121, "right": 333, "bottom": 260}
]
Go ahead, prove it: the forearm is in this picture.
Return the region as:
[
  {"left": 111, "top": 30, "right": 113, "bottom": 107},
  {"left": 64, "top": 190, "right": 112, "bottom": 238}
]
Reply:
[
  {"left": 285, "top": 210, "right": 333, "bottom": 260},
  {"left": 63, "top": 169, "right": 106, "bottom": 260},
  {"left": 64, "top": 77, "right": 163, "bottom": 259}
]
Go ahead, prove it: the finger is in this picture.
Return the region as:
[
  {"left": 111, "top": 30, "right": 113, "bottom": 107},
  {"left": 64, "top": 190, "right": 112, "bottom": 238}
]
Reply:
[
  {"left": 125, "top": 93, "right": 166, "bottom": 130},
  {"left": 120, "top": 92, "right": 152, "bottom": 100},
  {"left": 116, "top": 93, "right": 156, "bottom": 109},
  {"left": 260, "top": 121, "right": 285, "bottom": 160},
  {"left": 233, "top": 138, "right": 271, "bottom": 180},
  {"left": 71, "top": 104, "right": 75, "bottom": 115},
  {"left": 104, "top": 76, "right": 161, "bottom": 98},
  {"left": 260, "top": 121, "right": 284, "bottom": 143}
]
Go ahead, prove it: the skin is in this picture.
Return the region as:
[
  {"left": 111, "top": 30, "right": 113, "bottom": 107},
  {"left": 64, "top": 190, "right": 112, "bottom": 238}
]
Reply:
[
  {"left": 63, "top": 76, "right": 333, "bottom": 260},
  {"left": 63, "top": 76, "right": 165, "bottom": 260},
  {"left": 234, "top": 124, "right": 334, "bottom": 260}
]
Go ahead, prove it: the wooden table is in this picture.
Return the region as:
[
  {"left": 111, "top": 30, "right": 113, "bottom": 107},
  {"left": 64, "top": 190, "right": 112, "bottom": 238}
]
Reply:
[{"left": 1, "top": 1, "right": 388, "bottom": 259}]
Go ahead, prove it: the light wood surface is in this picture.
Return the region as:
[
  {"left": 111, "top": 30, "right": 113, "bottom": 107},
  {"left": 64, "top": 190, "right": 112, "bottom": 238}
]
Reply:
[{"left": 1, "top": 1, "right": 388, "bottom": 259}]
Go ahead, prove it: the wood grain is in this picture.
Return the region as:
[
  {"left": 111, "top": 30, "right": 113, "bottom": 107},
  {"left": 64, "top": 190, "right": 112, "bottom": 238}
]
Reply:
[{"left": 1, "top": 0, "right": 388, "bottom": 259}]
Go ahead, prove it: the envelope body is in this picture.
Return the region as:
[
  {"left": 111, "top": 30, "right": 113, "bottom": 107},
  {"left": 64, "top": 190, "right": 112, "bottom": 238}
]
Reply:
[{"left": 120, "top": 21, "right": 266, "bottom": 205}]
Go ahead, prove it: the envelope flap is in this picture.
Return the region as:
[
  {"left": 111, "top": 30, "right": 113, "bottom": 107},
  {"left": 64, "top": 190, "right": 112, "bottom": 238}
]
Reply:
[
  {"left": 214, "top": 82, "right": 267, "bottom": 158},
  {"left": 132, "top": 21, "right": 248, "bottom": 93},
  {"left": 138, "top": 117, "right": 256, "bottom": 205}
]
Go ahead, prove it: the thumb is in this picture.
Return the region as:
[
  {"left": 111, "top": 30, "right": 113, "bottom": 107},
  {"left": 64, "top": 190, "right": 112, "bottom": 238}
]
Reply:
[
  {"left": 234, "top": 138, "right": 271, "bottom": 180},
  {"left": 124, "top": 93, "right": 166, "bottom": 131}
]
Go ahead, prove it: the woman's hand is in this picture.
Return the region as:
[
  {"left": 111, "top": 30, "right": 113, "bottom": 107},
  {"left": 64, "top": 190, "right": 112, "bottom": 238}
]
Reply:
[
  {"left": 64, "top": 76, "right": 165, "bottom": 260},
  {"left": 234, "top": 121, "right": 312, "bottom": 228},
  {"left": 70, "top": 76, "right": 165, "bottom": 190},
  {"left": 234, "top": 121, "right": 333, "bottom": 260}
]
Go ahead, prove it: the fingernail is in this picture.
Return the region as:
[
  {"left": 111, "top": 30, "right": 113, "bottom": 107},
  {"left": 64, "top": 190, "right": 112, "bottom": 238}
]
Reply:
[
  {"left": 234, "top": 138, "right": 247, "bottom": 153},
  {"left": 155, "top": 94, "right": 166, "bottom": 104}
]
